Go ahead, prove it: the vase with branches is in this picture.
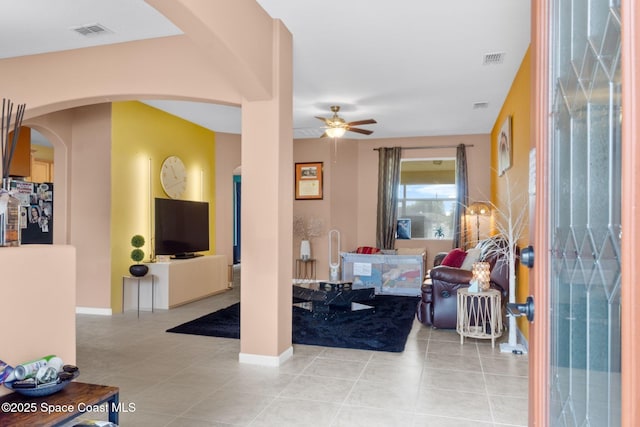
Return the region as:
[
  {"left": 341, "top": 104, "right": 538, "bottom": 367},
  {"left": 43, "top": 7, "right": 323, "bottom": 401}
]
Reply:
[
  {"left": 486, "top": 173, "right": 528, "bottom": 354},
  {"left": 293, "top": 216, "right": 324, "bottom": 260}
]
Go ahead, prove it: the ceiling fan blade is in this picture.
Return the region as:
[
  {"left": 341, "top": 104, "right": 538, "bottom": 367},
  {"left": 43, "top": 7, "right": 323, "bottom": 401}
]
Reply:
[
  {"left": 319, "top": 131, "right": 330, "bottom": 138},
  {"left": 347, "top": 119, "right": 377, "bottom": 126},
  {"left": 314, "top": 116, "right": 332, "bottom": 125},
  {"left": 346, "top": 127, "right": 374, "bottom": 135}
]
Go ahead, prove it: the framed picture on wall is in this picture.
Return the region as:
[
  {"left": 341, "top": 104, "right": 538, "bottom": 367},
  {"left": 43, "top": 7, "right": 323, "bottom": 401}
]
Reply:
[
  {"left": 295, "top": 162, "right": 323, "bottom": 200},
  {"left": 397, "top": 218, "right": 411, "bottom": 239},
  {"left": 498, "top": 115, "right": 512, "bottom": 176}
]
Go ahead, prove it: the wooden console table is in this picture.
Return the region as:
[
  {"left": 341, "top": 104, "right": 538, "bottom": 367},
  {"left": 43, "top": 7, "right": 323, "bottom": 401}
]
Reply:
[
  {"left": 145, "top": 255, "right": 228, "bottom": 308},
  {"left": 0, "top": 382, "right": 119, "bottom": 426}
]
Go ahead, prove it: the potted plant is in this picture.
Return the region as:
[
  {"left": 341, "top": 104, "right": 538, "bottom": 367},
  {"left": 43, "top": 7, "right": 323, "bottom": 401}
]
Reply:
[{"left": 129, "top": 234, "right": 148, "bottom": 277}]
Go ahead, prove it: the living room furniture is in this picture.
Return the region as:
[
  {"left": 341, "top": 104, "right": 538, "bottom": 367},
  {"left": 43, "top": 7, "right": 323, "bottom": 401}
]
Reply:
[
  {"left": 416, "top": 236, "right": 509, "bottom": 329},
  {"left": 292, "top": 281, "right": 375, "bottom": 318},
  {"left": 122, "top": 274, "right": 155, "bottom": 317},
  {"left": 456, "top": 288, "right": 503, "bottom": 347},
  {"left": 144, "top": 254, "right": 228, "bottom": 309},
  {"left": 295, "top": 258, "right": 316, "bottom": 281},
  {"left": 341, "top": 248, "right": 426, "bottom": 296},
  {"left": 0, "top": 382, "right": 119, "bottom": 426}
]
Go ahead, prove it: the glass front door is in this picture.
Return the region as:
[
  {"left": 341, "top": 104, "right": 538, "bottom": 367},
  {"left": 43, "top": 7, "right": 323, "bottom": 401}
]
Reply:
[{"left": 548, "top": 1, "right": 622, "bottom": 425}]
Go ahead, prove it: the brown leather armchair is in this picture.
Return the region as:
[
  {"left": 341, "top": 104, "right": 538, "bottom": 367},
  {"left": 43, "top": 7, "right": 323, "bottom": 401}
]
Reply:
[{"left": 416, "top": 236, "right": 510, "bottom": 329}]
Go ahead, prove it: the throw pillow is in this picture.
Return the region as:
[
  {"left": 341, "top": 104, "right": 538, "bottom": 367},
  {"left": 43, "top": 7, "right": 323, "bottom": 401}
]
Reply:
[
  {"left": 356, "top": 246, "right": 381, "bottom": 254},
  {"left": 440, "top": 248, "right": 467, "bottom": 268},
  {"left": 460, "top": 247, "right": 482, "bottom": 270}
]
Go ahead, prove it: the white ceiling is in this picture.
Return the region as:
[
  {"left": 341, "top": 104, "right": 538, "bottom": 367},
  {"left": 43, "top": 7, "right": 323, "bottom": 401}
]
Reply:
[{"left": 1, "top": 0, "right": 530, "bottom": 141}]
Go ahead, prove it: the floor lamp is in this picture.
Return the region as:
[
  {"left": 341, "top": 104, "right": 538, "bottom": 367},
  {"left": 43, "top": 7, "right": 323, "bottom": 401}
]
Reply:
[{"left": 467, "top": 202, "right": 491, "bottom": 244}]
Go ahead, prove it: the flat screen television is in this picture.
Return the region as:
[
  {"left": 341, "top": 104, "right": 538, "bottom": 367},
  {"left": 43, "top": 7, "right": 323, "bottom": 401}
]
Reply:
[{"left": 155, "top": 198, "right": 209, "bottom": 259}]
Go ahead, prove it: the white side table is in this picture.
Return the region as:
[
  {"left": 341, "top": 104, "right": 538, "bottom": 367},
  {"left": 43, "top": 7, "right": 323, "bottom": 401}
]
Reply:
[
  {"left": 295, "top": 258, "right": 317, "bottom": 281},
  {"left": 122, "top": 274, "right": 155, "bottom": 318},
  {"left": 456, "top": 288, "right": 503, "bottom": 348}
]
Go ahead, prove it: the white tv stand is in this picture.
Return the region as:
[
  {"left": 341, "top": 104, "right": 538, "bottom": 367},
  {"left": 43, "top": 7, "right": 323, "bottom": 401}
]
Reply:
[{"left": 139, "top": 254, "right": 228, "bottom": 309}]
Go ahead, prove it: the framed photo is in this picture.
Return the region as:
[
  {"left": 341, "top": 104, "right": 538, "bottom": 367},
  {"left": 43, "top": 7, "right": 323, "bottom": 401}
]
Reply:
[
  {"left": 498, "top": 115, "right": 512, "bottom": 176},
  {"left": 295, "top": 162, "right": 323, "bottom": 200},
  {"left": 396, "top": 218, "right": 411, "bottom": 239}
]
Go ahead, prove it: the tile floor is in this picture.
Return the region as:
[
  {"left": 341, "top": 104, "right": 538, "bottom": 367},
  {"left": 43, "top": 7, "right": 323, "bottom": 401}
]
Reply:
[{"left": 68, "top": 285, "right": 528, "bottom": 426}]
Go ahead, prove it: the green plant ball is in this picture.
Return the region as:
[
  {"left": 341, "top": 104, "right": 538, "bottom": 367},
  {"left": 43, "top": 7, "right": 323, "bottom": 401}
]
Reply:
[
  {"left": 131, "top": 248, "right": 145, "bottom": 263},
  {"left": 131, "top": 235, "right": 145, "bottom": 248}
]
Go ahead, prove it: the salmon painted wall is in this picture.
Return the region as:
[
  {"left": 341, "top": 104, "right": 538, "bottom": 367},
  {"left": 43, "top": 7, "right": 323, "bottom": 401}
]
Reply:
[
  {"left": 491, "top": 47, "right": 531, "bottom": 339},
  {"left": 0, "top": 245, "right": 76, "bottom": 397},
  {"left": 292, "top": 134, "right": 492, "bottom": 276},
  {"left": 239, "top": 21, "right": 294, "bottom": 360},
  {"left": 292, "top": 139, "right": 346, "bottom": 279},
  {"left": 111, "top": 101, "right": 216, "bottom": 312},
  {"left": 22, "top": 107, "right": 111, "bottom": 310},
  {"left": 71, "top": 104, "right": 113, "bottom": 310}
]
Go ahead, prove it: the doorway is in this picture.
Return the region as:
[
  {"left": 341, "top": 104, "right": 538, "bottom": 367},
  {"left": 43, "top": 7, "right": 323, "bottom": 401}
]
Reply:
[{"left": 233, "top": 174, "right": 241, "bottom": 265}]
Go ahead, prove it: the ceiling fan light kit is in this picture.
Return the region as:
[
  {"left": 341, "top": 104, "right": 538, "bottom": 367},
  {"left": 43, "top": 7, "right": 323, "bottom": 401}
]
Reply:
[
  {"left": 315, "top": 105, "right": 376, "bottom": 138},
  {"left": 325, "top": 127, "right": 346, "bottom": 138}
]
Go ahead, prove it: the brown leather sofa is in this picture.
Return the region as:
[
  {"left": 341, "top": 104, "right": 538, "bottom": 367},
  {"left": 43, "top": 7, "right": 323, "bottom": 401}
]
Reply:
[{"left": 416, "top": 236, "right": 510, "bottom": 329}]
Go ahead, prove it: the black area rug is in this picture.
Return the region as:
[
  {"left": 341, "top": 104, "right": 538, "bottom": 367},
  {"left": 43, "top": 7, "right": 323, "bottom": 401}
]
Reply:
[{"left": 166, "top": 295, "right": 420, "bottom": 352}]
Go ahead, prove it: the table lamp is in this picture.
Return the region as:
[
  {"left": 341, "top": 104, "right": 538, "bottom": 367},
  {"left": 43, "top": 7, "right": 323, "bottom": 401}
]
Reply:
[{"left": 472, "top": 261, "right": 491, "bottom": 291}]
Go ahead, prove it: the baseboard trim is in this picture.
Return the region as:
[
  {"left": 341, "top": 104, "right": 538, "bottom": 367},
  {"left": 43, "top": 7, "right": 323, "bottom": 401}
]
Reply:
[
  {"left": 238, "top": 346, "right": 293, "bottom": 367},
  {"left": 76, "top": 307, "right": 112, "bottom": 316}
]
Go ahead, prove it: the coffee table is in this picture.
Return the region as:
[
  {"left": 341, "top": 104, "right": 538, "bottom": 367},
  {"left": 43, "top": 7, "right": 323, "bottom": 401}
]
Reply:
[
  {"left": 0, "top": 382, "right": 119, "bottom": 426},
  {"left": 292, "top": 281, "right": 375, "bottom": 318}
]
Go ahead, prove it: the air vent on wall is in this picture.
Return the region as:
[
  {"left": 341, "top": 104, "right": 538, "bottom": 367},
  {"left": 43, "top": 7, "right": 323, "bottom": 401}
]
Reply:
[
  {"left": 482, "top": 52, "right": 506, "bottom": 65},
  {"left": 71, "top": 23, "right": 112, "bottom": 37},
  {"left": 473, "top": 102, "right": 489, "bottom": 109}
]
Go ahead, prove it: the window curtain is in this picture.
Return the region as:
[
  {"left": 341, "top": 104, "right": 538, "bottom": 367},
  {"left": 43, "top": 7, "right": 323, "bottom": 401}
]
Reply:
[
  {"left": 376, "top": 147, "right": 402, "bottom": 249},
  {"left": 452, "top": 143, "right": 469, "bottom": 248}
]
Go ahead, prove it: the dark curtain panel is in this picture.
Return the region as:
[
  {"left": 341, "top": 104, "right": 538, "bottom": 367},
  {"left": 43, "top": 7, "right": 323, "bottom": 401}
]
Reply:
[
  {"left": 452, "top": 144, "right": 469, "bottom": 248},
  {"left": 376, "top": 147, "right": 402, "bottom": 249}
]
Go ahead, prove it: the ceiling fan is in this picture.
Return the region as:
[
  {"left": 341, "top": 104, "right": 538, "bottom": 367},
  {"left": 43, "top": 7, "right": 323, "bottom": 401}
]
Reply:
[{"left": 314, "top": 105, "right": 376, "bottom": 138}]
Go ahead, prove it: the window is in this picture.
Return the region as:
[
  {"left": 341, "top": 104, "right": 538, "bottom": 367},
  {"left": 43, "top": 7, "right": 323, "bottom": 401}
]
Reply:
[{"left": 397, "top": 159, "right": 456, "bottom": 239}]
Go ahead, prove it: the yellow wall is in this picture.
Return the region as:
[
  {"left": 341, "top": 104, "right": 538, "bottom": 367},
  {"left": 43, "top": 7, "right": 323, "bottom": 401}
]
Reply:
[
  {"left": 491, "top": 47, "right": 531, "bottom": 339},
  {"left": 110, "top": 101, "right": 217, "bottom": 312},
  {"left": 31, "top": 143, "right": 54, "bottom": 162}
]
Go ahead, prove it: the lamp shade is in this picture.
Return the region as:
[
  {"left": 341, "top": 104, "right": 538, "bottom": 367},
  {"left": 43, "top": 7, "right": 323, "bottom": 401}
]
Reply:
[
  {"left": 467, "top": 202, "right": 491, "bottom": 216},
  {"left": 468, "top": 201, "right": 491, "bottom": 247},
  {"left": 472, "top": 261, "right": 491, "bottom": 291}
]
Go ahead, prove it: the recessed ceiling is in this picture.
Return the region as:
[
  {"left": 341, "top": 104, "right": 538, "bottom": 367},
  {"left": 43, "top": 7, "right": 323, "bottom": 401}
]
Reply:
[{"left": 1, "top": 0, "right": 530, "bottom": 140}]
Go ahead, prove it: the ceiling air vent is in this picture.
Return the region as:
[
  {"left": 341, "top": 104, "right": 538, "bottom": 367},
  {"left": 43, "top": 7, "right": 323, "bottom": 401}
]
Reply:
[
  {"left": 482, "top": 52, "right": 506, "bottom": 65},
  {"left": 71, "top": 23, "right": 112, "bottom": 37},
  {"left": 473, "top": 102, "right": 489, "bottom": 109}
]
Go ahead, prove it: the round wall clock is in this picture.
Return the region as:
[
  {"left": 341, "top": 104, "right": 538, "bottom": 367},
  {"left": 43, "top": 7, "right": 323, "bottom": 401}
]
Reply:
[{"left": 160, "top": 155, "right": 187, "bottom": 199}]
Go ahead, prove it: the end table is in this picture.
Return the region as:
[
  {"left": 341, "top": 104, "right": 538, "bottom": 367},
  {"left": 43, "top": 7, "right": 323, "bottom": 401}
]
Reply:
[
  {"left": 295, "top": 258, "right": 316, "bottom": 281},
  {"left": 122, "top": 274, "right": 155, "bottom": 318},
  {"left": 456, "top": 287, "right": 503, "bottom": 348}
]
